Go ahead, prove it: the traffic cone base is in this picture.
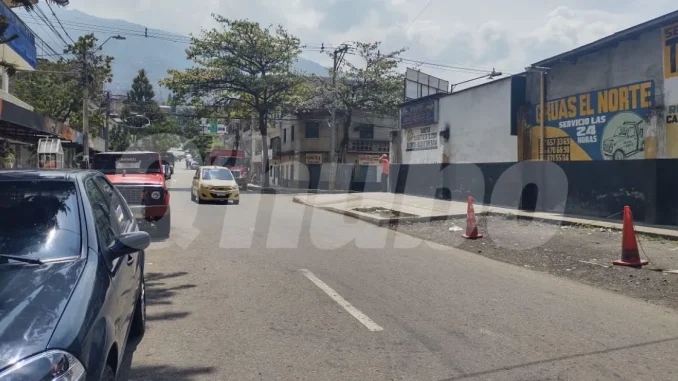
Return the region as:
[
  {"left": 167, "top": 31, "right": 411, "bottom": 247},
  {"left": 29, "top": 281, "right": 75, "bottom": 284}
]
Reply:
[
  {"left": 613, "top": 206, "right": 649, "bottom": 267},
  {"left": 463, "top": 232, "right": 483, "bottom": 239},
  {"left": 612, "top": 258, "right": 649, "bottom": 267},
  {"left": 463, "top": 196, "right": 483, "bottom": 239}
]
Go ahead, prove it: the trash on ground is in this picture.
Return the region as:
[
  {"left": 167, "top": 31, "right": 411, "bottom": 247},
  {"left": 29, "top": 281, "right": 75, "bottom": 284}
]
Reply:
[{"left": 448, "top": 225, "right": 463, "bottom": 232}]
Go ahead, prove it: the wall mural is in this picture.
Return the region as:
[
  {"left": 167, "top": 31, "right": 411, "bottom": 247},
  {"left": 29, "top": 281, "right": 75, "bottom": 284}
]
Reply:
[{"left": 529, "top": 81, "right": 655, "bottom": 161}]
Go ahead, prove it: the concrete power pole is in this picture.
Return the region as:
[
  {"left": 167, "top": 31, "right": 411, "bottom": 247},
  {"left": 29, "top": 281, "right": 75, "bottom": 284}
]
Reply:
[
  {"left": 329, "top": 44, "right": 349, "bottom": 190},
  {"left": 82, "top": 54, "right": 90, "bottom": 168}
]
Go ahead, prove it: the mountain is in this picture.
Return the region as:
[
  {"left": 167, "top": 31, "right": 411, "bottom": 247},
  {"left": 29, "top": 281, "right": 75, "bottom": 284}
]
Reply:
[{"left": 19, "top": 7, "right": 329, "bottom": 99}]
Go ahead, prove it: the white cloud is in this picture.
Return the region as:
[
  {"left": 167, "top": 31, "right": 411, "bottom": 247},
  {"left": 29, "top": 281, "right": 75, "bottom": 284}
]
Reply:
[{"left": 65, "top": 0, "right": 672, "bottom": 86}]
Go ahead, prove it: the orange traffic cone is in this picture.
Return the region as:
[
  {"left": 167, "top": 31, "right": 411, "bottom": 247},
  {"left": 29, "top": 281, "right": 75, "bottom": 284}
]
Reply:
[
  {"left": 463, "top": 196, "right": 483, "bottom": 239},
  {"left": 613, "top": 206, "right": 648, "bottom": 267}
]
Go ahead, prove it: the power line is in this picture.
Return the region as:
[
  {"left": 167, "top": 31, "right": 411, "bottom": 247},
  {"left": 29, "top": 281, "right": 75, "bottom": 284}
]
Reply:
[
  {"left": 33, "top": 4, "right": 70, "bottom": 46},
  {"left": 25, "top": 11, "right": 65, "bottom": 58},
  {"left": 405, "top": 0, "right": 434, "bottom": 32},
  {"left": 43, "top": 1, "right": 76, "bottom": 43}
]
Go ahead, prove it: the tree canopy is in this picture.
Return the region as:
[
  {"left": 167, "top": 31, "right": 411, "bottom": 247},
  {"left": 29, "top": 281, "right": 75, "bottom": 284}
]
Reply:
[
  {"left": 324, "top": 42, "right": 404, "bottom": 162},
  {"left": 13, "top": 34, "right": 114, "bottom": 135},
  {"left": 161, "top": 15, "right": 303, "bottom": 186}
]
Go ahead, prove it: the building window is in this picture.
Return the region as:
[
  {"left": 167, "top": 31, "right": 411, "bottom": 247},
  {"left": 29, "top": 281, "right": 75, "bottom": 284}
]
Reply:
[
  {"left": 291, "top": 125, "right": 295, "bottom": 141},
  {"left": 358, "top": 124, "right": 374, "bottom": 139},
  {"left": 306, "top": 122, "right": 319, "bottom": 138},
  {"left": 283, "top": 128, "right": 287, "bottom": 142}
]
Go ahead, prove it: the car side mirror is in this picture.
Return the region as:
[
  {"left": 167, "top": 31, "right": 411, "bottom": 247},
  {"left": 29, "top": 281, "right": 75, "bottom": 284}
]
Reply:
[{"left": 107, "top": 232, "right": 151, "bottom": 259}]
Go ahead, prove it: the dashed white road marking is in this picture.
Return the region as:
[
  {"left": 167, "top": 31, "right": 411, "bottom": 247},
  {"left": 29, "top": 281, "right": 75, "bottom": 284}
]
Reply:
[{"left": 300, "top": 269, "right": 383, "bottom": 332}]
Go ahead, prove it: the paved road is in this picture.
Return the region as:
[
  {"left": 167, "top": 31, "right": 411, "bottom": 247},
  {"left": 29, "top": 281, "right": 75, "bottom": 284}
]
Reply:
[{"left": 119, "top": 165, "right": 678, "bottom": 381}]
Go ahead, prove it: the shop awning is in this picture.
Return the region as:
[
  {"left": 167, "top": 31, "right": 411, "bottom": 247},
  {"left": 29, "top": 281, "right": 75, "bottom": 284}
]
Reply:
[{"left": 0, "top": 98, "right": 93, "bottom": 148}]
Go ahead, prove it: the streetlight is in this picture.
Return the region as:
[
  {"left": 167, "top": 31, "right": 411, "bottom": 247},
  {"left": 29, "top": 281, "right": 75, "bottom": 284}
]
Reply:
[
  {"left": 450, "top": 69, "right": 503, "bottom": 92},
  {"left": 97, "top": 35, "right": 126, "bottom": 51},
  {"left": 82, "top": 35, "right": 126, "bottom": 167}
]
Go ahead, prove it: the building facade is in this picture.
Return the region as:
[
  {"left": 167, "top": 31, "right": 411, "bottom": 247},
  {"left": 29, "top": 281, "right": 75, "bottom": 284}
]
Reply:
[{"left": 273, "top": 110, "right": 396, "bottom": 189}]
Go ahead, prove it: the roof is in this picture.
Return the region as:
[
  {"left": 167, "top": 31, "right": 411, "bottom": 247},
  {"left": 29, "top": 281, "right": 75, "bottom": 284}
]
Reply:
[
  {"left": 400, "top": 92, "right": 449, "bottom": 108},
  {"left": 533, "top": 10, "right": 678, "bottom": 67},
  {"left": 199, "top": 166, "right": 234, "bottom": 170},
  {"left": 0, "top": 169, "right": 90, "bottom": 181}
]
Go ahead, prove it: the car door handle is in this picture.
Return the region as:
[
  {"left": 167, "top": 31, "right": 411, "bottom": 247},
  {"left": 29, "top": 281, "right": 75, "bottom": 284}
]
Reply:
[{"left": 126, "top": 254, "right": 135, "bottom": 266}]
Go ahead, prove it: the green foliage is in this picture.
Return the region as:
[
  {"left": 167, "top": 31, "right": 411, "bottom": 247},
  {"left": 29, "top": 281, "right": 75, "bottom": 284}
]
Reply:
[
  {"left": 162, "top": 16, "right": 302, "bottom": 126},
  {"left": 10, "top": 0, "right": 69, "bottom": 11},
  {"left": 162, "top": 16, "right": 303, "bottom": 186},
  {"left": 13, "top": 34, "right": 113, "bottom": 135},
  {"left": 184, "top": 134, "right": 216, "bottom": 164},
  {"left": 325, "top": 42, "right": 405, "bottom": 161},
  {"left": 123, "top": 69, "right": 163, "bottom": 125},
  {"left": 109, "top": 125, "right": 131, "bottom": 151}
]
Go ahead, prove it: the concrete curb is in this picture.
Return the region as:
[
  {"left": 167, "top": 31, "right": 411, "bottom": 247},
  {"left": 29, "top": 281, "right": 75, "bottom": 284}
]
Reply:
[
  {"left": 292, "top": 196, "right": 466, "bottom": 227},
  {"left": 292, "top": 196, "right": 678, "bottom": 240}
]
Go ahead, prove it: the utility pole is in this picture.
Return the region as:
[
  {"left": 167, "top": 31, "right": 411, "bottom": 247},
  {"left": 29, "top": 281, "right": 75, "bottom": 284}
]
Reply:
[
  {"left": 328, "top": 44, "right": 349, "bottom": 190},
  {"left": 103, "top": 91, "right": 111, "bottom": 151},
  {"left": 81, "top": 49, "right": 90, "bottom": 168}
]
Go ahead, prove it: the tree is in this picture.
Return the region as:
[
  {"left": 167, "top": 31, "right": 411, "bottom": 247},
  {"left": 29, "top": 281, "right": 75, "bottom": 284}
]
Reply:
[
  {"left": 324, "top": 42, "right": 404, "bottom": 163},
  {"left": 184, "top": 134, "right": 217, "bottom": 164},
  {"left": 123, "top": 69, "right": 163, "bottom": 126},
  {"left": 10, "top": 0, "right": 69, "bottom": 11},
  {"left": 13, "top": 34, "right": 114, "bottom": 134},
  {"left": 162, "top": 16, "right": 302, "bottom": 187},
  {"left": 108, "top": 123, "right": 131, "bottom": 151}
]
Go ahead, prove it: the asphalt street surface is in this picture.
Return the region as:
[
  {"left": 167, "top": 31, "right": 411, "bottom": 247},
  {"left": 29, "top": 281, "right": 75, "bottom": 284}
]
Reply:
[{"left": 119, "top": 164, "right": 678, "bottom": 381}]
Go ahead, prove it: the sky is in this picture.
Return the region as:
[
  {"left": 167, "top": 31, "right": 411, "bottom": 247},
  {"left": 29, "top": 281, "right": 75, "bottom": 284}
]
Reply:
[{"left": 65, "top": 0, "right": 675, "bottom": 86}]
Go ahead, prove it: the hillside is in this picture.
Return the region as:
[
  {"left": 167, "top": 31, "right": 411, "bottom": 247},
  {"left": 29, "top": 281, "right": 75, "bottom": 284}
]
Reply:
[{"left": 18, "top": 7, "right": 329, "bottom": 99}]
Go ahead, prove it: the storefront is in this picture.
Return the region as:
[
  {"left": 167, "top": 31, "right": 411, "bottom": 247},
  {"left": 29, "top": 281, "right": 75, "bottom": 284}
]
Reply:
[{"left": 0, "top": 98, "right": 93, "bottom": 168}]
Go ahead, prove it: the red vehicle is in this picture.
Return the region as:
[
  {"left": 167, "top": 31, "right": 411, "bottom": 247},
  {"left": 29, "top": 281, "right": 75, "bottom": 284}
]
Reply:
[
  {"left": 207, "top": 149, "right": 250, "bottom": 190},
  {"left": 92, "top": 151, "right": 171, "bottom": 238}
]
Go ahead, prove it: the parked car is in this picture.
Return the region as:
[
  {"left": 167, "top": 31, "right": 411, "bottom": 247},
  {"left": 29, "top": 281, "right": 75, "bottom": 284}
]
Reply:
[
  {"left": 191, "top": 166, "right": 240, "bottom": 204},
  {"left": 161, "top": 152, "right": 175, "bottom": 175},
  {"left": 0, "top": 169, "right": 150, "bottom": 381},
  {"left": 92, "top": 152, "right": 172, "bottom": 238},
  {"left": 190, "top": 160, "right": 201, "bottom": 170}
]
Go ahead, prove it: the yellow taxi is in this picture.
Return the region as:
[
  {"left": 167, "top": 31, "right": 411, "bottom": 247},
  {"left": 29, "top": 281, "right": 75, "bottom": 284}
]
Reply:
[{"left": 191, "top": 166, "right": 241, "bottom": 204}]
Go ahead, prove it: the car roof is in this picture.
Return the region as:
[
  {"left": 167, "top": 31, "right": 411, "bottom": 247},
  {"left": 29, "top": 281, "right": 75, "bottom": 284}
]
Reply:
[
  {"left": 95, "top": 151, "right": 159, "bottom": 155},
  {"left": 200, "top": 166, "right": 232, "bottom": 170},
  {"left": 0, "top": 169, "right": 96, "bottom": 181}
]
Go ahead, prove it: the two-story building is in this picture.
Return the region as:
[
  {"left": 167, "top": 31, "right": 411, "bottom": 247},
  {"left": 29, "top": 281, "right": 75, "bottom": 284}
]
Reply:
[
  {"left": 273, "top": 109, "right": 396, "bottom": 189},
  {"left": 0, "top": 0, "right": 96, "bottom": 168}
]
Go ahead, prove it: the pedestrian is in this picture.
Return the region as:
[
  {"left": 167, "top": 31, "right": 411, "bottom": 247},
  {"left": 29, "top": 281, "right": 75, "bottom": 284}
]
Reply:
[
  {"left": 351, "top": 159, "right": 360, "bottom": 192},
  {"left": 380, "top": 154, "right": 390, "bottom": 192}
]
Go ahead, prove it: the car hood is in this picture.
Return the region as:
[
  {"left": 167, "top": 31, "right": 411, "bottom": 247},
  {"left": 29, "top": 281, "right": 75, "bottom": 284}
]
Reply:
[
  {"left": 201, "top": 179, "right": 238, "bottom": 188},
  {"left": 105, "top": 173, "right": 165, "bottom": 186},
  {"left": 0, "top": 260, "right": 86, "bottom": 370}
]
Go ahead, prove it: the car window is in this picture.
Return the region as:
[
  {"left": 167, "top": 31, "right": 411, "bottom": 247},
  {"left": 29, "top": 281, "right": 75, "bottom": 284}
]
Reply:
[
  {"left": 203, "top": 168, "right": 233, "bottom": 180},
  {"left": 0, "top": 180, "right": 81, "bottom": 262},
  {"left": 94, "top": 176, "right": 135, "bottom": 232},
  {"left": 84, "top": 177, "right": 120, "bottom": 249}
]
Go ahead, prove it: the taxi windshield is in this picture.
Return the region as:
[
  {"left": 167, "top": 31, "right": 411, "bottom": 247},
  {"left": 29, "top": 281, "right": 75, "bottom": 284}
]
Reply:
[{"left": 203, "top": 168, "right": 233, "bottom": 180}]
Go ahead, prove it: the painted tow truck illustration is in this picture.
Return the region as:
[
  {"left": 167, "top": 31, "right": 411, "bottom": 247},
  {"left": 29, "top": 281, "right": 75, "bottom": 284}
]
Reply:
[{"left": 602, "top": 120, "right": 644, "bottom": 160}]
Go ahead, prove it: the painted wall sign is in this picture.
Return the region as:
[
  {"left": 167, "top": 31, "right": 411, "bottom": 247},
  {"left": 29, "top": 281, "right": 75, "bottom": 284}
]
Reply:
[
  {"left": 358, "top": 155, "right": 380, "bottom": 165},
  {"left": 401, "top": 98, "right": 438, "bottom": 128},
  {"left": 305, "top": 153, "right": 322, "bottom": 164},
  {"left": 664, "top": 22, "right": 678, "bottom": 79},
  {"left": 530, "top": 81, "right": 654, "bottom": 161},
  {"left": 405, "top": 125, "right": 438, "bottom": 152}
]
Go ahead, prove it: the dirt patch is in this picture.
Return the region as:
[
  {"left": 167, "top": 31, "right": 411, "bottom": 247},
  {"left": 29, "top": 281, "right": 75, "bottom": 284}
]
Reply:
[
  {"left": 390, "top": 215, "right": 678, "bottom": 310},
  {"left": 353, "top": 207, "right": 417, "bottom": 219}
]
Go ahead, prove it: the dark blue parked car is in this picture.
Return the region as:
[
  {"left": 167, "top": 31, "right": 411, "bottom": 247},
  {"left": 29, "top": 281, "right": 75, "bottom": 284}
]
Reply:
[{"left": 0, "top": 170, "right": 150, "bottom": 381}]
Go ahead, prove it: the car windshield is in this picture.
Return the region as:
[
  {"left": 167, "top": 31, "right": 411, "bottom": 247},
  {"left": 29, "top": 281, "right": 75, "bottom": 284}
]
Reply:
[
  {"left": 203, "top": 168, "right": 233, "bottom": 180},
  {"left": 214, "top": 157, "right": 249, "bottom": 167},
  {"left": 92, "top": 153, "right": 162, "bottom": 174},
  {"left": 614, "top": 126, "right": 627, "bottom": 137},
  {"left": 0, "top": 181, "right": 80, "bottom": 262}
]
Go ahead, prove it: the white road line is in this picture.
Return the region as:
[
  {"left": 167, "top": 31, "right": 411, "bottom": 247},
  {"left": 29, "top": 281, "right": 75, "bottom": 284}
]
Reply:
[{"left": 300, "top": 269, "right": 383, "bottom": 332}]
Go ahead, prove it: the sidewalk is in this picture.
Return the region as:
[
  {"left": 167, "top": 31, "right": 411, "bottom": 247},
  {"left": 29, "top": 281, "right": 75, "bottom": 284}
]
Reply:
[
  {"left": 292, "top": 192, "right": 678, "bottom": 239},
  {"left": 248, "top": 183, "right": 353, "bottom": 195}
]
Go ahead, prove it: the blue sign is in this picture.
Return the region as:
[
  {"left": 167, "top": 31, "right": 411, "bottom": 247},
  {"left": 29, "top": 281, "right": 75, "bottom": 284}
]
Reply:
[
  {"left": 401, "top": 98, "right": 437, "bottom": 128},
  {"left": 0, "top": 3, "right": 36, "bottom": 69}
]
